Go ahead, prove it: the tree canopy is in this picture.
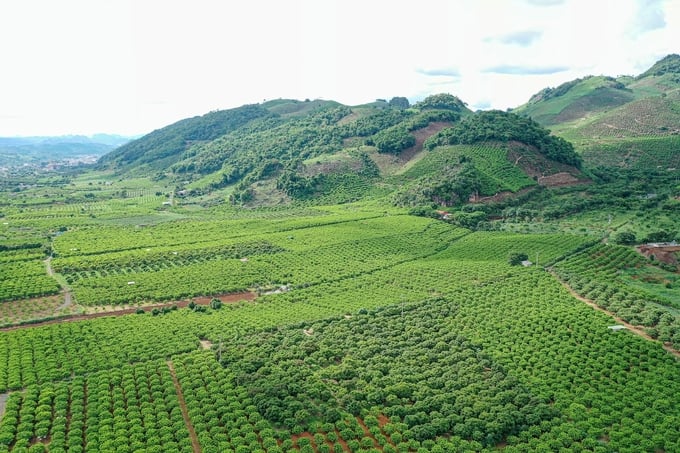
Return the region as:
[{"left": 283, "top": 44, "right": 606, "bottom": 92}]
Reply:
[{"left": 424, "top": 110, "right": 582, "bottom": 168}]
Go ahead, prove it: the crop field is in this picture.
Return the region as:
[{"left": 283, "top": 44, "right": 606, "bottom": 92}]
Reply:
[
  {"left": 558, "top": 96, "right": 680, "bottom": 143},
  {"left": 578, "top": 135, "right": 680, "bottom": 171},
  {"left": 1, "top": 181, "right": 680, "bottom": 452},
  {"left": 400, "top": 144, "right": 536, "bottom": 195},
  {"left": 552, "top": 242, "right": 680, "bottom": 345}
]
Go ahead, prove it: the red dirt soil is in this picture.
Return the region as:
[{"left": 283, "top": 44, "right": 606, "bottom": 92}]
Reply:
[{"left": 399, "top": 122, "right": 454, "bottom": 162}]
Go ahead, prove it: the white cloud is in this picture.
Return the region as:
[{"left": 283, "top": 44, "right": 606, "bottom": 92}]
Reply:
[
  {"left": 0, "top": 0, "right": 678, "bottom": 136},
  {"left": 490, "top": 30, "right": 544, "bottom": 47}
]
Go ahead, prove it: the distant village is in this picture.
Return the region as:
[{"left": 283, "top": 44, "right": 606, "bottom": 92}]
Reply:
[{"left": 0, "top": 155, "right": 99, "bottom": 177}]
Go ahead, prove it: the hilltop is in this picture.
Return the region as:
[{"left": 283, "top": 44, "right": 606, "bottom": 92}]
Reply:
[
  {"left": 514, "top": 54, "right": 680, "bottom": 127},
  {"left": 95, "top": 92, "right": 588, "bottom": 210}
]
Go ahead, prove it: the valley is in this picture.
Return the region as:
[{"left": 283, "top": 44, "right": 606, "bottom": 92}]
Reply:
[{"left": 0, "top": 56, "right": 679, "bottom": 452}]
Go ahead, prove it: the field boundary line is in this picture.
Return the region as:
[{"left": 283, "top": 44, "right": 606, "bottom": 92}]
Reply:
[{"left": 167, "top": 360, "right": 201, "bottom": 453}]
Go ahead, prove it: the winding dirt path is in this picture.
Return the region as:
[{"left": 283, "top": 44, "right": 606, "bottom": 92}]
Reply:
[
  {"left": 550, "top": 271, "right": 680, "bottom": 359},
  {"left": 167, "top": 360, "right": 201, "bottom": 453},
  {"left": 45, "top": 256, "right": 73, "bottom": 311}
]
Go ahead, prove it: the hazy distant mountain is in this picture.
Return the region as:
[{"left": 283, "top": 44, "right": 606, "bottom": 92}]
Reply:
[{"left": 0, "top": 134, "right": 135, "bottom": 167}]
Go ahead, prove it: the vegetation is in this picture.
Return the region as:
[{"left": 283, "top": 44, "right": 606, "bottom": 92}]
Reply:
[
  {"left": 0, "top": 55, "right": 679, "bottom": 452},
  {"left": 424, "top": 110, "right": 582, "bottom": 167}
]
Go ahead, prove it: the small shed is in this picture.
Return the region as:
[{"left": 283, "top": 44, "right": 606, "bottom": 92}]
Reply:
[{"left": 608, "top": 325, "right": 626, "bottom": 331}]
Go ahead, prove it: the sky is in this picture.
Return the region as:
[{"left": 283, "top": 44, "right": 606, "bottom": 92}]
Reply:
[{"left": 0, "top": 0, "right": 678, "bottom": 137}]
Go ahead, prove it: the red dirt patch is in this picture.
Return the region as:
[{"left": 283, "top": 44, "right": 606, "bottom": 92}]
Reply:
[
  {"left": 291, "top": 431, "right": 319, "bottom": 452},
  {"left": 377, "top": 413, "right": 390, "bottom": 427},
  {"left": 356, "top": 416, "right": 380, "bottom": 448},
  {"left": 537, "top": 172, "right": 585, "bottom": 187},
  {"left": 637, "top": 244, "right": 680, "bottom": 267},
  {"left": 399, "top": 122, "right": 453, "bottom": 162}
]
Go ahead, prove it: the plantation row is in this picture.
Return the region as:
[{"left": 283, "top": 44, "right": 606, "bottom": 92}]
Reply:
[
  {"left": 0, "top": 231, "right": 590, "bottom": 391},
  {"left": 0, "top": 228, "right": 678, "bottom": 451},
  {"left": 51, "top": 212, "right": 436, "bottom": 272},
  {"left": 1, "top": 269, "right": 678, "bottom": 452},
  {"left": 220, "top": 301, "right": 554, "bottom": 449},
  {"left": 51, "top": 211, "right": 398, "bottom": 258},
  {"left": 0, "top": 260, "right": 60, "bottom": 302},
  {"left": 0, "top": 360, "right": 192, "bottom": 453},
  {"left": 552, "top": 242, "right": 680, "bottom": 347},
  {"left": 403, "top": 144, "right": 535, "bottom": 194},
  {"left": 53, "top": 240, "right": 284, "bottom": 277},
  {"left": 3, "top": 194, "right": 167, "bottom": 220},
  {"left": 455, "top": 144, "right": 536, "bottom": 193},
  {"left": 568, "top": 97, "right": 680, "bottom": 141},
  {"left": 0, "top": 248, "right": 45, "bottom": 264},
  {"left": 0, "top": 316, "right": 199, "bottom": 391},
  {"left": 62, "top": 221, "right": 469, "bottom": 305},
  {"left": 174, "top": 351, "right": 415, "bottom": 453},
  {"left": 579, "top": 135, "right": 680, "bottom": 171},
  {"left": 445, "top": 271, "right": 680, "bottom": 453}
]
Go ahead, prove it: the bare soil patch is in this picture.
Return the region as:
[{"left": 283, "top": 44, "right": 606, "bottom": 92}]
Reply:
[
  {"left": 291, "top": 431, "right": 318, "bottom": 451},
  {"left": 0, "top": 393, "right": 8, "bottom": 420},
  {"left": 637, "top": 244, "right": 680, "bottom": 267},
  {"left": 506, "top": 143, "right": 589, "bottom": 188},
  {"left": 399, "top": 122, "right": 453, "bottom": 162}
]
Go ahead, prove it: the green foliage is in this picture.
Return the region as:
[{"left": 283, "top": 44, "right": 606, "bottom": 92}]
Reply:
[
  {"left": 99, "top": 104, "right": 272, "bottom": 172},
  {"left": 612, "top": 231, "right": 636, "bottom": 245},
  {"left": 424, "top": 110, "right": 582, "bottom": 168},
  {"left": 339, "top": 110, "right": 409, "bottom": 137},
  {"left": 637, "top": 53, "right": 680, "bottom": 78},
  {"left": 221, "top": 301, "right": 553, "bottom": 445},
  {"left": 643, "top": 230, "right": 677, "bottom": 243},
  {"left": 394, "top": 144, "right": 536, "bottom": 207},
  {"left": 174, "top": 105, "right": 351, "bottom": 177},
  {"left": 580, "top": 136, "right": 680, "bottom": 171},
  {"left": 388, "top": 96, "right": 410, "bottom": 109},
  {"left": 553, "top": 242, "right": 680, "bottom": 342},
  {"left": 414, "top": 93, "right": 468, "bottom": 112},
  {"left": 508, "top": 252, "right": 529, "bottom": 266},
  {"left": 372, "top": 125, "right": 415, "bottom": 154}
]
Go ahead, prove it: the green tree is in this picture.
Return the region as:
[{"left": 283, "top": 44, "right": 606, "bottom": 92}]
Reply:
[
  {"left": 612, "top": 231, "right": 636, "bottom": 245},
  {"left": 389, "top": 97, "right": 410, "bottom": 109},
  {"left": 508, "top": 252, "right": 529, "bottom": 266}
]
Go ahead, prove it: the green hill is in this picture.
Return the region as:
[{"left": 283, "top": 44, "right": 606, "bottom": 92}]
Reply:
[
  {"left": 97, "top": 104, "right": 275, "bottom": 175},
  {"left": 512, "top": 55, "right": 680, "bottom": 172},
  {"left": 513, "top": 75, "right": 635, "bottom": 125},
  {"left": 96, "top": 94, "right": 481, "bottom": 206}
]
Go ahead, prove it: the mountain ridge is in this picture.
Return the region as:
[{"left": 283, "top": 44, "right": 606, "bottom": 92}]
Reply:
[{"left": 90, "top": 55, "right": 677, "bottom": 207}]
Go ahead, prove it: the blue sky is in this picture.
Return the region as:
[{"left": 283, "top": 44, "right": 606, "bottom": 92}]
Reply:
[{"left": 0, "top": 0, "right": 678, "bottom": 136}]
